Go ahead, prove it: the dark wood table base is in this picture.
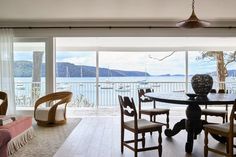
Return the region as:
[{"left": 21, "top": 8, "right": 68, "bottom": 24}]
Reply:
[
  {"left": 145, "top": 92, "right": 236, "bottom": 153},
  {"left": 164, "top": 103, "right": 226, "bottom": 153},
  {"left": 165, "top": 104, "right": 202, "bottom": 153}
]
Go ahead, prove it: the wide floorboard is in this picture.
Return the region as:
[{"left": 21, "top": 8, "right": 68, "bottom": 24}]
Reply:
[{"left": 54, "top": 115, "right": 230, "bottom": 157}]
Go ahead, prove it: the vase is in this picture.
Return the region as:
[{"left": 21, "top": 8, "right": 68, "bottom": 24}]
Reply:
[{"left": 191, "top": 74, "right": 213, "bottom": 96}]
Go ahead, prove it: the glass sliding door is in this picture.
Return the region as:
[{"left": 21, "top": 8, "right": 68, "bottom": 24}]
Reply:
[
  {"left": 14, "top": 40, "right": 46, "bottom": 108},
  {"left": 55, "top": 38, "right": 96, "bottom": 107}
]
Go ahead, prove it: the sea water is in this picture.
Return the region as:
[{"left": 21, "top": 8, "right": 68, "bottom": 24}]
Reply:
[{"left": 14, "top": 76, "right": 236, "bottom": 107}]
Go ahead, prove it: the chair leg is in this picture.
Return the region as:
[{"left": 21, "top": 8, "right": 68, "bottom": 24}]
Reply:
[
  {"left": 228, "top": 136, "right": 233, "bottom": 157},
  {"left": 150, "top": 115, "right": 153, "bottom": 135},
  {"left": 138, "top": 101, "right": 141, "bottom": 119},
  {"left": 225, "top": 114, "right": 228, "bottom": 123},
  {"left": 142, "top": 133, "right": 145, "bottom": 148},
  {"left": 204, "top": 130, "right": 209, "bottom": 157},
  {"left": 223, "top": 116, "right": 225, "bottom": 123},
  {"left": 226, "top": 139, "right": 229, "bottom": 154},
  {"left": 158, "top": 129, "right": 162, "bottom": 157},
  {"left": 166, "top": 112, "right": 169, "bottom": 129},
  {"left": 134, "top": 133, "right": 138, "bottom": 157},
  {"left": 121, "top": 127, "right": 124, "bottom": 153}
]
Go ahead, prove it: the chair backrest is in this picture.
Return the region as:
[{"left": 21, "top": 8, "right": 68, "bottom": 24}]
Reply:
[
  {"left": 210, "top": 89, "right": 226, "bottom": 94},
  {"left": 138, "top": 88, "right": 153, "bottom": 98},
  {"left": 138, "top": 88, "right": 154, "bottom": 101},
  {"left": 229, "top": 100, "right": 236, "bottom": 137},
  {"left": 210, "top": 89, "right": 217, "bottom": 93},
  {"left": 0, "top": 91, "right": 8, "bottom": 115},
  {"left": 218, "top": 89, "right": 226, "bottom": 94},
  {"left": 35, "top": 91, "right": 72, "bottom": 110},
  {"left": 118, "top": 95, "right": 138, "bottom": 129}
]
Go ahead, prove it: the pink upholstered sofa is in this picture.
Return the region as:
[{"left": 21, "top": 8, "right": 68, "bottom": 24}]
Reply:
[
  {"left": 0, "top": 117, "right": 33, "bottom": 155},
  {"left": 0, "top": 129, "right": 11, "bottom": 157}
]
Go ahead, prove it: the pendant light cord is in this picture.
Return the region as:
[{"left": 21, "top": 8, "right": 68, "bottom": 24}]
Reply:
[{"left": 192, "top": 0, "right": 195, "bottom": 11}]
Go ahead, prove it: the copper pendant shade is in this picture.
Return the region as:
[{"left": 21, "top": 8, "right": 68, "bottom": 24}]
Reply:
[{"left": 176, "top": 0, "right": 210, "bottom": 28}]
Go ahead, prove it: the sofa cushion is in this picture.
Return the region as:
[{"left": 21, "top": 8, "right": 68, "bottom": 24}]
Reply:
[{"left": 0, "top": 117, "right": 32, "bottom": 138}]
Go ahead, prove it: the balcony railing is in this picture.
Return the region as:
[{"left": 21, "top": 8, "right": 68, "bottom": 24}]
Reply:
[{"left": 15, "top": 81, "right": 236, "bottom": 108}]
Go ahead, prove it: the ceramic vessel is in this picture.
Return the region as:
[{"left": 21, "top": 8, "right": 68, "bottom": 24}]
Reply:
[{"left": 191, "top": 74, "right": 213, "bottom": 96}]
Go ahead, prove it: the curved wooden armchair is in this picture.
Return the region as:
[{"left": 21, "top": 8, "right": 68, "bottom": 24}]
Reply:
[
  {"left": 34, "top": 91, "right": 72, "bottom": 126},
  {"left": 0, "top": 91, "right": 8, "bottom": 115}
]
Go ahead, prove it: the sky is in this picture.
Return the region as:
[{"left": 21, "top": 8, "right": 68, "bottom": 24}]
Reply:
[
  {"left": 13, "top": 37, "right": 236, "bottom": 76},
  {"left": 14, "top": 50, "right": 236, "bottom": 76}
]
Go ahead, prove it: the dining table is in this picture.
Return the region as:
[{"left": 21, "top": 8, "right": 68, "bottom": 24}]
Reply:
[{"left": 145, "top": 92, "right": 236, "bottom": 153}]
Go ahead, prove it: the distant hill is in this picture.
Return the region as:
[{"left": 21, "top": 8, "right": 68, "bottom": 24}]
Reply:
[
  {"left": 208, "top": 69, "right": 236, "bottom": 77},
  {"left": 161, "top": 70, "right": 236, "bottom": 77},
  {"left": 14, "top": 61, "right": 150, "bottom": 77},
  {"left": 14, "top": 61, "right": 32, "bottom": 77},
  {"left": 13, "top": 61, "right": 236, "bottom": 77},
  {"left": 228, "top": 70, "right": 236, "bottom": 77}
]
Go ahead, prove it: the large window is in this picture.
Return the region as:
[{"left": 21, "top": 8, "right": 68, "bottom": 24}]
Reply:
[
  {"left": 13, "top": 37, "right": 236, "bottom": 109},
  {"left": 14, "top": 41, "right": 46, "bottom": 108}
]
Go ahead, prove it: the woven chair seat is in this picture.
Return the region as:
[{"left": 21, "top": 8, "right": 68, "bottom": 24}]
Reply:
[
  {"left": 124, "top": 119, "right": 163, "bottom": 131},
  {"left": 202, "top": 109, "right": 228, "bottom": 116},
  {"left": 140, "top": 108, "right": 169, "bottom": 115},
  {"left": 204, "top": 123, "right": 236, "bottom": 136}
]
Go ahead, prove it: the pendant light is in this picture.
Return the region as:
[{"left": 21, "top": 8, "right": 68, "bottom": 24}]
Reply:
[{"left": 176, "top": 0, "right": 210, "bottom": 28}]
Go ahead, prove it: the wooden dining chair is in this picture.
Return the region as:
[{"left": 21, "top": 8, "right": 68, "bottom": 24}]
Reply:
[
  {"left": 202, "top": 89, "right": 228, "bottom": 123},
  {"left": 203, "top": 99, "right": 236, "bottom": 157},
  {"left": 118, "top": 95, "right": 163, "bottom": 157},
  {"left": 0, "top": 91, "right": 8, "bottom": 115},
  {"left": 138, "top": 88, "right": 169, "bottom": 128}
]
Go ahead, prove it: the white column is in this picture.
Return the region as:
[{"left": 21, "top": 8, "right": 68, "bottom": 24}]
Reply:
[
  {"left": 185, "top": 51, "right": 189, "bottom": 92},
  {"left": 46, "top": 37, "right": 56, "bottom": 94},
  {"left": 96, "top": 51, "right": 99, "bottom": 108}
]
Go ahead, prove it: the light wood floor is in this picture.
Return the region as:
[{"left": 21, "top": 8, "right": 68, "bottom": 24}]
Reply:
[{"left": 54, "top": 115, "right": 230, "bottom": 157}]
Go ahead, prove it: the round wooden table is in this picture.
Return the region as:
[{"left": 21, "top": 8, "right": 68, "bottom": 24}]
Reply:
[{"left": 145, "top": 92, "right": 236, "bottom": 153}]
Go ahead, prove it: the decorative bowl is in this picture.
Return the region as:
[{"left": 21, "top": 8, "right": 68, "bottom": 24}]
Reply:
[{"left": 186, "top": 93, "right": 198, "bottom": 100}]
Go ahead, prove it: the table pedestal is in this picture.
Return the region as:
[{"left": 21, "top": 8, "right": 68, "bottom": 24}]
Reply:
[
  {"left": 145, "top": 92, "right": 235, "bottom": 154},
  {"left": 165, "top": 103, "right": 203, "bottom": 153}
]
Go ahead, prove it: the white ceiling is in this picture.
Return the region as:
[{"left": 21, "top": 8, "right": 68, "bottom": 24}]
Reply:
[{"left": 1, "top": 0, "right": 236, "bottom": 25}]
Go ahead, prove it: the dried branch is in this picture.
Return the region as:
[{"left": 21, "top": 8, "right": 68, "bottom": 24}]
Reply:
[
  {"left": 148, "top": 51, "right": 176, "bottom": 61},
  {"left": 224, "top": 51, "right": 236, "bottom": 68}
]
